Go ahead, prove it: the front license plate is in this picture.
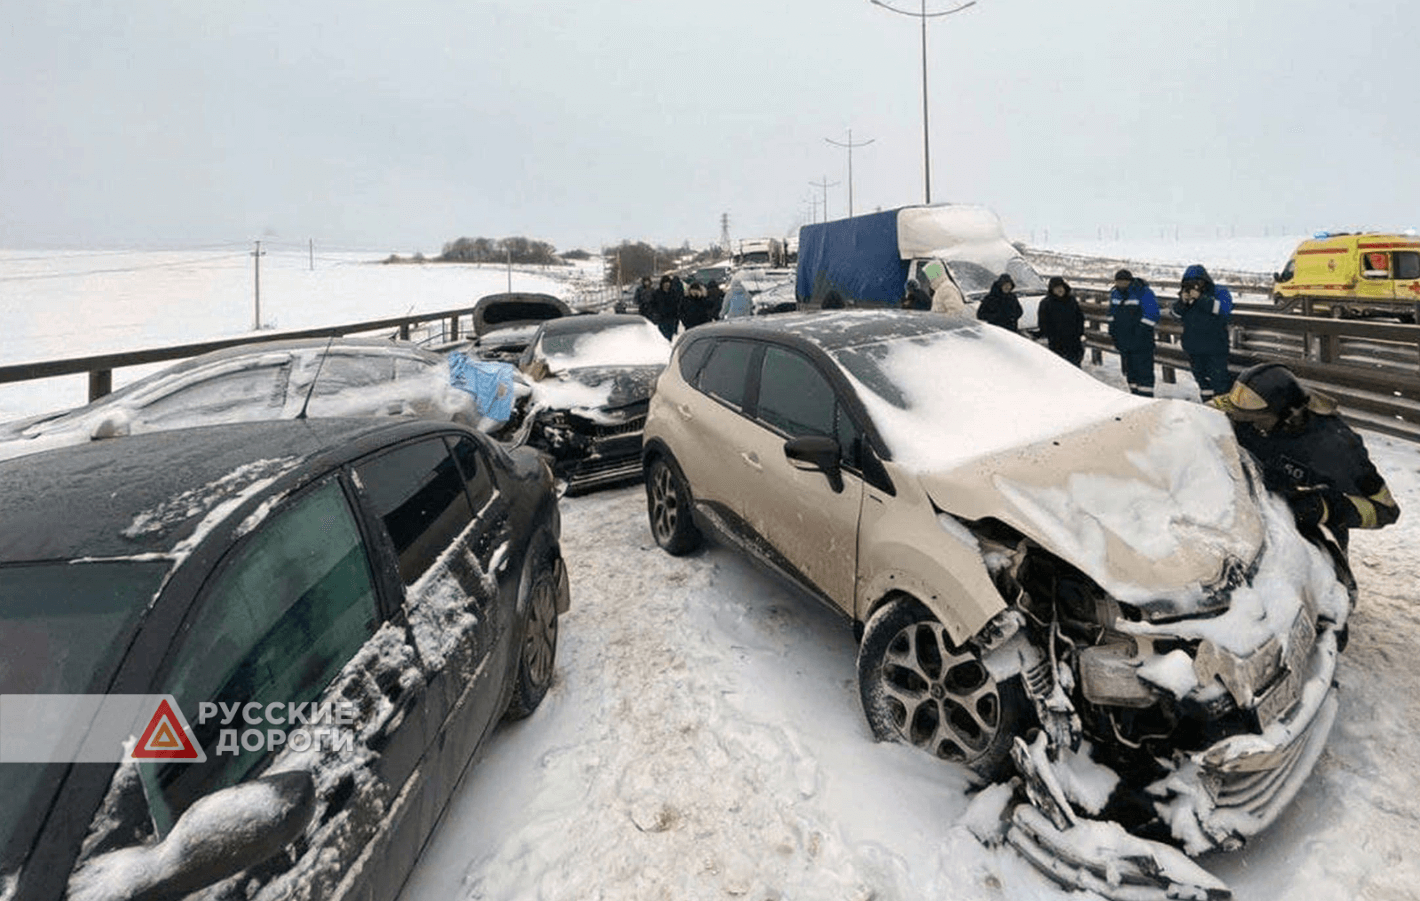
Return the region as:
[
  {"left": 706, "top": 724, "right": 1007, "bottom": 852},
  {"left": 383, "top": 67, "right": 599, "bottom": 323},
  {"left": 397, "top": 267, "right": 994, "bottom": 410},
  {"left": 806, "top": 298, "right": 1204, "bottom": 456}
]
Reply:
[{"left": 1255, "top": 660, "right": 1303, "bottom": 726}]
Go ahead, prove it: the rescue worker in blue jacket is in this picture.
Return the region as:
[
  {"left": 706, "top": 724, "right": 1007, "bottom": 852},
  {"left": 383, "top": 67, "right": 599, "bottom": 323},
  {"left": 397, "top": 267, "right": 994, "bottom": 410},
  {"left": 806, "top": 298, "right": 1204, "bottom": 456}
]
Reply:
[
  {"left": 1107, "top": 269, "right": 1159, "bottom": 396},
  {"left": 1172, "top": 264, "right": 1234, "bottom": 401},
  {"left": 1210, "top": 362, "right": 1399, "bottom": 552}
]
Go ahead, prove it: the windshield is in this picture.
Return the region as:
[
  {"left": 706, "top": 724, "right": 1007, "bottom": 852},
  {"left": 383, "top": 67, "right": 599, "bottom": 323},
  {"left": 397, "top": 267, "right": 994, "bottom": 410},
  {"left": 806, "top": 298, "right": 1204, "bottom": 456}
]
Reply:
[
  {"left": 537, "top": 322, "right": 670, "bottom": 372},
  {"left": 830, "top": 328, "right": 1140, "bottom": 471},
  {"left": 946, "top": 257, "right": 1047, "bottom": 298},
  {"left": 0, "top": 560, "right": 168, "bottom": 875}
]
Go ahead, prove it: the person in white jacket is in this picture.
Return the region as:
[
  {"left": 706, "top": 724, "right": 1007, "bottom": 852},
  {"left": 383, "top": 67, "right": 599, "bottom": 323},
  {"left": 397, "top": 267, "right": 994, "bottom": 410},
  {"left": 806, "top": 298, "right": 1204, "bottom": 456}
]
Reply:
[{"left": 921, "top": 261, "right": 967, "bottom": 316}]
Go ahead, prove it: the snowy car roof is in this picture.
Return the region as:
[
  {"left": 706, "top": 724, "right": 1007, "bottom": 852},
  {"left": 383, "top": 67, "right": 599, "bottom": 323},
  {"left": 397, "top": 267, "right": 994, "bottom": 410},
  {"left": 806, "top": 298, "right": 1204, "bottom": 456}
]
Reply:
[
  {"left": 684, "top": 309, "right": 953, "bottom": 351},
  {"left": 0, "top": 418, "right": 450, "bottom": 562}
]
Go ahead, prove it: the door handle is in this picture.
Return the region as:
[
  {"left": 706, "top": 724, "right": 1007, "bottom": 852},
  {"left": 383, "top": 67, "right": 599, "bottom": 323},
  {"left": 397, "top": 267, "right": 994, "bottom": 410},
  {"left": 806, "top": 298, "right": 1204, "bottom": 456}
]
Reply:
[
  {"left": 676, "top": 403, "right": 694, "bottom": 419},
  {"left": 740, "top": 451, "right": 762, "bottom": 471}
]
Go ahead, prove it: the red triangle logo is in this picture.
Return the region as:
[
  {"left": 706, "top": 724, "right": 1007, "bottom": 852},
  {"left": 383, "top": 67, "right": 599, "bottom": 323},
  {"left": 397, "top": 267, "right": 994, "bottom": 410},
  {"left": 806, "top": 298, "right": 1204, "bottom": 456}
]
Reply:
[{"left": 130, "top": 698, "right": 203, "bottom": 760}]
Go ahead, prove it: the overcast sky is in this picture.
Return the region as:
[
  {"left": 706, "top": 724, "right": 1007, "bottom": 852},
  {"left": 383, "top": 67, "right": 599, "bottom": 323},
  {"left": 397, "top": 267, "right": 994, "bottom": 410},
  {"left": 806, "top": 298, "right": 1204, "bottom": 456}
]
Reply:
[{"left": 2, "top": 0, "right": 1415, "bottom": 254}]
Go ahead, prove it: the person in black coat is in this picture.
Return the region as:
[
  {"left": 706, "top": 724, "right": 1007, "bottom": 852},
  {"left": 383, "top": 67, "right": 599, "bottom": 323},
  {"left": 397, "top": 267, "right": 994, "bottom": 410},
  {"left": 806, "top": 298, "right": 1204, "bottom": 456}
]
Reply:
[
  {"left": 679, "top": 282, "right": 715, "bottom": 329},
  {"left": 704, "top": 280, "right": 725, "bottom": 320},
  {"left": 1036, "top": 276, "right": 1085, "bottom": 366},
  {"left": 633, "top": 276, "right": 655, "bottom": 319},
  {"left": 649, "top": 276, "right": 680, "bottom": 341},
  {"left": 976, "top": 274, "right": 1023, "bottom": 333}
]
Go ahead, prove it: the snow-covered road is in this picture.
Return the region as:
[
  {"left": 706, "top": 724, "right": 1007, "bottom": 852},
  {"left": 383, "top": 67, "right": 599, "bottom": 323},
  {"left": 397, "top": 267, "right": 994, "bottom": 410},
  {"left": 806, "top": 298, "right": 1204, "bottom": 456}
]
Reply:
[{"left": 400, "top": 426, "right": 1420, "bottom": 901}]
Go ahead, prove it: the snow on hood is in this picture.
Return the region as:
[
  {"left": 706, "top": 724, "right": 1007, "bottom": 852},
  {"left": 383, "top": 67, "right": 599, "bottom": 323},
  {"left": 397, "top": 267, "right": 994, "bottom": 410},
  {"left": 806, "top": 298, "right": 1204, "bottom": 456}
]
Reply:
[
  {"left": 839, "top": 326, "right": 1262, "bottom": 604},
  {"left": 916, "top": 401, "right": 1262, "bottom": 607},
  {"left": 542, "top": 322, "right": 670, "bottom": 373}
]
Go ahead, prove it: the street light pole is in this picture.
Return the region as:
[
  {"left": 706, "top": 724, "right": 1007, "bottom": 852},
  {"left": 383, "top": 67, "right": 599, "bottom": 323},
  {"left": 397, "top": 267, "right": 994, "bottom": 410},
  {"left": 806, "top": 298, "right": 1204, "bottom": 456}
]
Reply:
[
  {"left": 824, "top": 128, "right": 875, "bottom": 217},
  {"left": 869, "top": 0, "right": 977, "bottom": 204}
]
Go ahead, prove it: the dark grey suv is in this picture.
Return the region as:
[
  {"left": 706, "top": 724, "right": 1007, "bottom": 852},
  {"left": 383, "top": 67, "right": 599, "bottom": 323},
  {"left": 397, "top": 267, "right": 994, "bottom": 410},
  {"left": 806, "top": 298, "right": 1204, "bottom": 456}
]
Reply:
[{"left": 0, "top": 418, "right": 568, "bottom": 901}]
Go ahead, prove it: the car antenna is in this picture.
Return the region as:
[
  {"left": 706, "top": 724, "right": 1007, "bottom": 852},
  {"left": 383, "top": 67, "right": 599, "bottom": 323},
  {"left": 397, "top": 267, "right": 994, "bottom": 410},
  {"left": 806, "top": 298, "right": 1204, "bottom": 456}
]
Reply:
[{"left": 296, "top": 334, "right": 339, "bottom": 420}]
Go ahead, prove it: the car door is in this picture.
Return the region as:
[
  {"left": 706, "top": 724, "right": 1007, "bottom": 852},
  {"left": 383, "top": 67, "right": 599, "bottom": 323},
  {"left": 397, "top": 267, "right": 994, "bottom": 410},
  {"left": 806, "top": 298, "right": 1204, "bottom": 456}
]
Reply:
[
  {"left": 736, "top": 343, "right": 864, "bottom": 611},
  {"left": 670, "top": 338, "right": 761, "bottom": 534},
  {"left": 142, "top": 474, "right": 394, "bottom": 835}
]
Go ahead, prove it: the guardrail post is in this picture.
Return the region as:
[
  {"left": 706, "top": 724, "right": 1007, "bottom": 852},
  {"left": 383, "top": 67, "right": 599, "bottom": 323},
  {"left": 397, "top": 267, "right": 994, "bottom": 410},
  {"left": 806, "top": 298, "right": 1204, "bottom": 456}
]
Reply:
[
  {"left": 398, "top": 322, "right": 410, "bottom": 341},
  {"left": 1315, "top": 326, "right": 1335, "bottom": 364},
  {"left": 88, "top": 369, "right": 112, "bottom": 402},
  {"left": 448, "top": 314, "right": 460, "bottom": 342}
]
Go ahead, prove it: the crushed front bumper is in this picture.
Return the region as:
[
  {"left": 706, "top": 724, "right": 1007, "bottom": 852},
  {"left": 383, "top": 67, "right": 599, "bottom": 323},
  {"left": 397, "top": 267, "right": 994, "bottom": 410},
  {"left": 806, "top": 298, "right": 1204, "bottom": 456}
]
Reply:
[{"left": 1151, "top": 628, "right": 1341, "bottom": 854}]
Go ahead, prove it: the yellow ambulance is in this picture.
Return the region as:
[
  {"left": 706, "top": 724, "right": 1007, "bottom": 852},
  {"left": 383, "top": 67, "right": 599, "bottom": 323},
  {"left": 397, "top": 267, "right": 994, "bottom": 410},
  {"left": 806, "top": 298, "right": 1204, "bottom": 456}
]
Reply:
[{"left": 1272, "top": 232, "right": 1420, "bottom": 321}]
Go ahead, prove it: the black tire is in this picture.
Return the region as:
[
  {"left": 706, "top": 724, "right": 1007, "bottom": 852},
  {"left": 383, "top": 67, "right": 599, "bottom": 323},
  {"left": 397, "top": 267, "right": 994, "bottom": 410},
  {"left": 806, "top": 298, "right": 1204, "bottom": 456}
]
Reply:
[
  {"left": 503, "top": 560, "right": 561, "bottom": 721},
  {"left": 858, "top": 596, "right": 1029, "bottom": 785},
  {"left": 645, "top": 454, "right": 701, "bottom": 555}
]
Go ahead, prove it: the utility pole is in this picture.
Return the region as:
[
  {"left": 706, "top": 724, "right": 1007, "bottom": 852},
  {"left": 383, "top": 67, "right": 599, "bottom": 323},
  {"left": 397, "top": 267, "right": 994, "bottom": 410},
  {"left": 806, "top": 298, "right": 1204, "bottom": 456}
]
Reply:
[
  {"left": 809, "top": 176, "right": 840, "bottom": 223},
  {"left": 825, "top": 128, "right": 874, "bottom": 217},
  {"left": 309, "top": 238, "right": 314, "bottom": 271},
  {"left": 251, "top": 240, "right": 265, "bottom": 330},
  {"left": 869, "top": 0, "right": 978, "bottom": 204},
  {"left": 720, "top": 213, "right": 731, "bottom": 257},
  {"left": 506, "top": 246, "right": 512, "bottom": 292}
]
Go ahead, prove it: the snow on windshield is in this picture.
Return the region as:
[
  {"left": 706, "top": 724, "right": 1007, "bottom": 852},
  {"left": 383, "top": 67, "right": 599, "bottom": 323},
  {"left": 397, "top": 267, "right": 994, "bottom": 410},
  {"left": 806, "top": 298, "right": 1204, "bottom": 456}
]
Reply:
[
  {"left": 541, "top": 322, "right": 669, "bottom": 372},
  {"left": 835, "top": 324, "right": 1144, "bottom": 473}
]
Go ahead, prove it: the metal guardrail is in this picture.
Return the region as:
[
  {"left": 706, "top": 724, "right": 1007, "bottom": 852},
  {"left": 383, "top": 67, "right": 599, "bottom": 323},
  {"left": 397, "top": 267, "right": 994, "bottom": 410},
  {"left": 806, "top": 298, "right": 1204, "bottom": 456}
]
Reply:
[
  {"left": 2, "top": 282, "right": 1416, "bottom": 443},
  {"left": 1074, "top": 290, "right": 1420, "bottom": 442},
  {"left": 0, "top": 306, "right": 479, "bottom": 403}
]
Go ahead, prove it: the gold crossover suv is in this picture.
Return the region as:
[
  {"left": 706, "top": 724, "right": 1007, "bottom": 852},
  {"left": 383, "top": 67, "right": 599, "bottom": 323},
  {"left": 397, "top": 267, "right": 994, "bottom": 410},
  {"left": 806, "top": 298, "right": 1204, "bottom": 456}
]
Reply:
[{"left": 642, "top": 310, "right": 1352, "bottom": 863}]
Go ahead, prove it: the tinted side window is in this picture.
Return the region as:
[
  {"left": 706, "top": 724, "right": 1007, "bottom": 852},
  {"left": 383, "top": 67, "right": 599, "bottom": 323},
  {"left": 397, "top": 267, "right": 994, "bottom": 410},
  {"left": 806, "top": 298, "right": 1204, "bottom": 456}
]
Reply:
[
  {"left": 756, "top": 347, "right": 836, "bottom": 438},
  {"left": 356, "top": 439, "right": 475, "bottom": 585},
  {"left": 139, "top": 362, "right": 291, "bottom": 424},
  {"left": 757, "top": 347, "right": 861, "bottom": 468},
  {"left": 154, "top": 478, "right": 379, "bottom": 828},
  {"left": 1394, "top": 251, "right": 1420, "bottom": 280},
  {"left": 697, "top": 340, "right": 754, "bottom": 408},
  {"left": 448, "top": 435, "right": 495, "bottom": 513},
  {"left": 678, "top": 337, "right": 714, "bottom": 383}
]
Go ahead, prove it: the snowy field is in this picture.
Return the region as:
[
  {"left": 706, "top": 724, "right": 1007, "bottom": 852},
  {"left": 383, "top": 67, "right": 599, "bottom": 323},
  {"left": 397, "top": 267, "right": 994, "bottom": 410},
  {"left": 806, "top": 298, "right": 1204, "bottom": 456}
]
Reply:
[{"left": 2, "top": 241, "right": 1416, "bottom": 900}]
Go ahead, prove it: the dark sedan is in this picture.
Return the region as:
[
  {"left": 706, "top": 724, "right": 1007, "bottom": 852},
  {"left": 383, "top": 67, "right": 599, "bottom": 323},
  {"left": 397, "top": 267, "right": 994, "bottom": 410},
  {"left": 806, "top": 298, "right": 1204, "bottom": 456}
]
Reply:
[
  {"left": 0, "top": 417, "right": 568, "bottom": 901},
  {"left": 506, "top": 313, "right": 671, "bottom": 494}
]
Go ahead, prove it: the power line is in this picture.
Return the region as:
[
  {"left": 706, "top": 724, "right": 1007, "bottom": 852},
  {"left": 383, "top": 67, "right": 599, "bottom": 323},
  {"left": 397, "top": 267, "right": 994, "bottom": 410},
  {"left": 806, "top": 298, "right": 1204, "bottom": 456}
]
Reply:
[
  {"left": 824, "top": 128, "right": 875, "bottom": 218},
  {"left": 0, "top": 253, "right": 250, "bottom": 282}
]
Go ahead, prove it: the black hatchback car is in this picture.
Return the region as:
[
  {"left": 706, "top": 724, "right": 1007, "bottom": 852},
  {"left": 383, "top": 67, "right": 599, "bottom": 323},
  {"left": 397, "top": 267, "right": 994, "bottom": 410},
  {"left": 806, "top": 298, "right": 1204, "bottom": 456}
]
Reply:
[{"left": 0, "top": 418, "right": 568, "bottom": 901}]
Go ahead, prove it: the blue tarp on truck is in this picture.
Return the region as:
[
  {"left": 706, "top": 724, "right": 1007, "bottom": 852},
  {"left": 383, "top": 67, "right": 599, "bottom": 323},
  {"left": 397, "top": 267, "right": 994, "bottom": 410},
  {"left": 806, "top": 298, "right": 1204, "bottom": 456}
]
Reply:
[{"left": 796, "top": 209, "right": 907, "bottom": 307}]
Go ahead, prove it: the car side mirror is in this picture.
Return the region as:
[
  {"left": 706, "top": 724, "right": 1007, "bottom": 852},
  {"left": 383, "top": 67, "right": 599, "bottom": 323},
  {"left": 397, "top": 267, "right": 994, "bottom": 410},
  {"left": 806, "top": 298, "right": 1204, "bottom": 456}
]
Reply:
[
  {"left": 70, "top": 771, "right": 315, "bottom": 901},
  {"left": 783, "top": 435, "right": 844, "bottom": 493}
]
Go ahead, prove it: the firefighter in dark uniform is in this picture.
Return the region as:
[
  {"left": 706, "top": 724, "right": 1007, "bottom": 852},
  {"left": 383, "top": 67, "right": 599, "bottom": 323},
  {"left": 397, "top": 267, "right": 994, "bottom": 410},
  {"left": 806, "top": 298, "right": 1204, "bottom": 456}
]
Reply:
[{"left": 1210, "top": 362, "right": 1399, "bottom": 551}]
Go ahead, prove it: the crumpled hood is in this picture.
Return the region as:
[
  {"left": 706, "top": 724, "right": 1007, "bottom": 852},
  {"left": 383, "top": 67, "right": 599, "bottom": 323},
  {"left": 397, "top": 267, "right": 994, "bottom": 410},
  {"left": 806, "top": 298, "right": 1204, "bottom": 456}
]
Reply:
[
  {"left": 918, "top": 400, "right": 1263, "bottom": 609},
  {"left": 556, "top": 365, "right": 662, "bottom": 409}
]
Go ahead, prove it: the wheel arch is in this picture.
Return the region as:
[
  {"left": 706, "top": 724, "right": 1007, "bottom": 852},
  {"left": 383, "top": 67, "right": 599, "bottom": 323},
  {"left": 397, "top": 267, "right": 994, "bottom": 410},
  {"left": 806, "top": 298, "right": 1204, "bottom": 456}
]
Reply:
[{"left": 856, "top": 553, "right": 1007, "bottom": 649}]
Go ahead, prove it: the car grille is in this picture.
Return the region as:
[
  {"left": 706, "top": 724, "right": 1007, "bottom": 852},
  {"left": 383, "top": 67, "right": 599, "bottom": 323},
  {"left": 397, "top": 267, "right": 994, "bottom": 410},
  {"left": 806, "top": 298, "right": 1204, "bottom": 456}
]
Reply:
[{"left": 587, "top": 417, "right": 645, "bottom": 438}]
